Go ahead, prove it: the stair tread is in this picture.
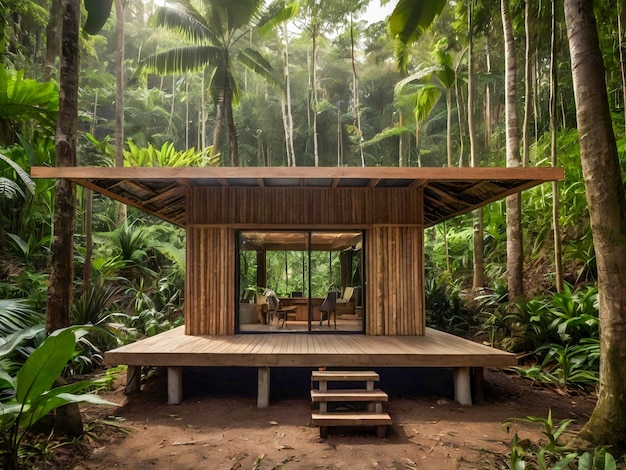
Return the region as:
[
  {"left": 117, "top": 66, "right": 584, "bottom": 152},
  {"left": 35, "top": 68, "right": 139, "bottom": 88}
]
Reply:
[
  {"left": 311, "top": 389, "right": 388, "bottom": 402},
  {"left": 311, "top": 370, "right": 379, "bottom": 381},
  {"left": 311, "top": 411, "right": 392, "bottom": 426}
]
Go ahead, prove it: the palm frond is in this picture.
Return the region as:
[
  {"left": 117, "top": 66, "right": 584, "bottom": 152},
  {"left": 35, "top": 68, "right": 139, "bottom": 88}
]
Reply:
[
  {"left": 0, "top": 176, "right": 25, "bottom": 200},
  {"left": 142, "top": 45, "right": 223, "bottom": 75},
  {"left": 0, "top": 152, "right": 36, "bottom": 195},
  {"left": 0, "top": 299, "right": 45, "bottom": 337},
  {"left": 238, "top": 48, "right": 284, "bottom": 91},
  {"left": 152, "top": 5, "right": 218, "bottom": 44}
]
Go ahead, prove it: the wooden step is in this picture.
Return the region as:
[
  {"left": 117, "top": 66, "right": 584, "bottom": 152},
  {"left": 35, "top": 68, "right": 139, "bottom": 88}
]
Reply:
[
  {"left": 311, "top": 389, "right": 388, "bottom": 403},
  {"left": 311, "top": 411, "right": 392, "bottom": 427},
  {"left": 311, "top": 370, "right": 379, "bottom": 382}
]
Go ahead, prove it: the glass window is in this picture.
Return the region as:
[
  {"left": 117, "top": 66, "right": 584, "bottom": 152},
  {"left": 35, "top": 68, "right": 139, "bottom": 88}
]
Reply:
[{"left": 237, "top": 230, "right": 363, "bottom": 333}]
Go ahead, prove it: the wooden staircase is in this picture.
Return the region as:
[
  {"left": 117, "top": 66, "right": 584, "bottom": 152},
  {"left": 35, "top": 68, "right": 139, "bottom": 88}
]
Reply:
[{"left": 310, "top": 370, "right": 392, "bottom": 438}]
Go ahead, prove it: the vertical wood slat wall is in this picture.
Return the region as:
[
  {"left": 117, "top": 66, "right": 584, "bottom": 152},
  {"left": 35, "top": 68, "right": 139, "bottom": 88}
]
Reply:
[
  {"left": 186, "top": 186, "right": 424, "bottom": 336},
  {"left": 186, "top": 226, "right": 235, "bottom": 335},
  {"left": 366, "top": 226, "right": 424, "bottom": 335}
]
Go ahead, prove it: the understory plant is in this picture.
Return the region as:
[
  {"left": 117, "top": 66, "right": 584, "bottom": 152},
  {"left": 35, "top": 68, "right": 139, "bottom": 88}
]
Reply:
[
  {"left": 504, "top": 410, "right": 620, "bottom": 469},
  {"left": 0, "top": 327, "right": 117, "bottom": 469},
  {"left": 424, "top": 277, "right": 474, "bottom": 336},
  {"left": 477, "top": 284, "right": 600, "bottom": 387}
]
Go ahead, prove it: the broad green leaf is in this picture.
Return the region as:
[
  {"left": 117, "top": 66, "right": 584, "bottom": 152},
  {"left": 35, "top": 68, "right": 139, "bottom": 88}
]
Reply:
[{"left": 16, "top": 328, "right": 78, "bottom": 403}]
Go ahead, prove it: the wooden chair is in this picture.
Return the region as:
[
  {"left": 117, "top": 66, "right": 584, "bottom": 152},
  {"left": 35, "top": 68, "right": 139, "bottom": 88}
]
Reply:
[
  {"left": 266, "top": 293, "right": 287, "bottom": 327},
  {"left": 318, "top": 291, "right": 338, "bottom": 328}
]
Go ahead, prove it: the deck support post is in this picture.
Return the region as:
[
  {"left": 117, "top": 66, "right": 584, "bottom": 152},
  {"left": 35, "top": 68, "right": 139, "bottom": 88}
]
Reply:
[
  {"left": 257, "top": 367, "right": 270, "bottom": 409},
  {"left": 167, "top": 366, "right": 183, "bottom": 404},
  {"left": 125, "top": 365, "right": 140, "bottom": 394},
  {"left": 453, "top": 367, "right": 472, "bottom": 405}
]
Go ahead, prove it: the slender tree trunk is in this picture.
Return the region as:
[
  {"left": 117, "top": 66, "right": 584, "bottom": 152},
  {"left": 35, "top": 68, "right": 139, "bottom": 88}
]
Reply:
[
  {"left": 282, "top": 23, "right": 296, "bottom": 166},
  {"left": 312, "top": 24, "right": 319, "bottom": 167},
  {"left": 185, "top": 77, "right": 189, "bottom": 149},
  {"left": 502, "top": 0, "right": 524, "bottom": 300},
  {"left": 522, "top": 0, "right": 533, "bottom": 167},
  {"left": 550, "top": 0, "right": 563, "bottom": 293},
  {"left": 349, "top": 13, "right": 365, "bottom": 167},
  {"left": 455, "top": 66, "right": 465, "bottom": 167},
  {"left": 213, "top": 90, "right": 225, "bottom": 162},
  {"left": 565, "top": 0, "right": 626, "bottom": 448},
  {"left": 619, "top": 9, "right": 626, "bottom": 136},
  {"left": 115, "top": 0, "right": 126, "bottom": 225},
  {"left": 484, "top": 39, "right": 493, "bottom": 148},
  {"left": 200, "top": 72, "right": 205, "bottom": 149},
  {"left": 468, "top": 0, "right": 484, "bottom": 289},
  {"left": 44, "top": 0, "right": 63, "bottom": 81},
  {"left": 225, "top": 88, "right": 239, "bottom": 166},
  {"left": 83, "top": 188, "right": 93, "bottom": 294},
  {"left": 337, "top": 105, "right": 342, "bottom": 166}
]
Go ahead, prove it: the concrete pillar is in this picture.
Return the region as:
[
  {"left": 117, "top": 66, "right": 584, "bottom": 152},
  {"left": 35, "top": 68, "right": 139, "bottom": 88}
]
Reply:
[
  {"left": 125, "top": 365, "right": 140, "bottom": 394},
  {"left": 453, "top": 367, "right": 472, "bottom": 405},
  {"left": 167, "top": 366, "right": 183, "bottom": 404},
  {"left": 258, "top": 367, "right": 270, "bottom": 409}
]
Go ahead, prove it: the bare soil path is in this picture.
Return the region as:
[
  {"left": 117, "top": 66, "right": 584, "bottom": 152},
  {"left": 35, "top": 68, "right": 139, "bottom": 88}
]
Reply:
[{"left": 72, "top": 368, "right": 595, "bottom": 469}]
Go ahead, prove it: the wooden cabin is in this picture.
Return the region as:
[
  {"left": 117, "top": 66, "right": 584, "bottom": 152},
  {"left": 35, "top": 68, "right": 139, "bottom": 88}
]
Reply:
[{"left": 32, "top": 166, "right": 563, "bottom": 407}]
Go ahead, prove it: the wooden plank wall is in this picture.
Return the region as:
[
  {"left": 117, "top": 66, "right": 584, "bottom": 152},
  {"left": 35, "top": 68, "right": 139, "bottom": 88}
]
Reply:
[
  {"left": 188, "top": 187, "right": 418, "bottom": 226},
  {"left": 186, "top": 186, "right": 425, "bottom": 336},
  {"left": 366, "top": 226, "right": 424, "bottom": 335},
  {"left": 186, "top": 226, "right": 235, "bottom": 335}
]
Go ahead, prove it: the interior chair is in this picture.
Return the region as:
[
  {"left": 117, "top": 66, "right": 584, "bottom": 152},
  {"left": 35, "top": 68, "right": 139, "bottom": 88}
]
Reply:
[
  {"left": 266, "top": 292, "right": 287, "bottom": 327},
  {"left": 336, "top": 286, "right": 354, "bottom": 305},
  {"left": 318, "top": 291, "right": 338, "bottom": 328}
]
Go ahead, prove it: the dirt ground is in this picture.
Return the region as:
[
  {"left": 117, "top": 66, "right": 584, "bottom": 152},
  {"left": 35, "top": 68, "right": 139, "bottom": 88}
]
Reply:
[{"left": 71, "top": 367, "right": 596, "bottom": 470}]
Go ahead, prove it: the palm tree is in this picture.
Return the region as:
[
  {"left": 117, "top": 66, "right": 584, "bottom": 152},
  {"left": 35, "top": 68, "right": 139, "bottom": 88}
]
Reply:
[{"left": 142, "top": 0, "right": 284, "bottom": 166}]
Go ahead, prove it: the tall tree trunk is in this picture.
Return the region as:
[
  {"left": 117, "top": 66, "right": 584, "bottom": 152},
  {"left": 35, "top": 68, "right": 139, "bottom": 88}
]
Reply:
[
  {"left": 47, "top": 0, "right": 83, "bottom": 438},
  {"left": 213, "top": 90, "right": 225, "bottom": 162},
  {"left": 484, "top": 39, "right": 492, "bottom": 147},
  {"left": 115, "top": 0, "right": 126, "bottom": 225},
  {"left": 502, "top": 0, "right": 524, "bottom": 301},
  {"left": 43, "top": 0, "right": 63, "bottom": 81},
  {"left": 522, "top": 0, "right": 533, "bottom": 167},
  {"left": 619, "top": 6, "right": 626, "bottom": 137},
  {"left": 311, "top": 24, "right": 320, "bottom": 167},
  {"left": 225, "top": 88, "right": 239, "bottom": 166},
  {"left": 550, "top": 0, "right": 564, "bottom": 293},
  {"left": 48, "top": 0, "right": 79, "bottom": 334},
  {"left": 455, "top": 66, "right": 466, "bottom": 167},
  {"left": 565, "top": 0, "right": 626, "bottom": 448},
  {"left": 281, "top": 23, "right": 296, "bottom": 166},
  {"left": 468, "top": 0, "right": 484, "bottom": 289},
  {"left": 445, "top": 87, "right": 452, "bottom": 167},
  {"left": 349, "top": 13, "right": 365, "bottom": 167}
]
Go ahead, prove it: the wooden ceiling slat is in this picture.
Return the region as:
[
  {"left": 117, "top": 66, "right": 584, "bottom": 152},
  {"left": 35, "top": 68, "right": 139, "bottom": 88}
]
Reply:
[{"left": 141, "top": 186, "right": 183, "bottom": 207}]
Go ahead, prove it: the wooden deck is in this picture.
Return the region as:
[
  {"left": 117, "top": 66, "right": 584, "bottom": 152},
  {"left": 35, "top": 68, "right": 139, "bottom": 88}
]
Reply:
[
  {"left": 105, "top": 326, "right": 516, "bottom": 368},
  {"left": 105, "top": 327, "right": 516, "bottom": 407}
]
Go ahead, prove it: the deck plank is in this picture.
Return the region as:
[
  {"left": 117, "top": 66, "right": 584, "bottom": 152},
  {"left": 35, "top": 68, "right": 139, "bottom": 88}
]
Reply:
[{"left": 104, "top": 326, "right": 517, "bottom": 368}]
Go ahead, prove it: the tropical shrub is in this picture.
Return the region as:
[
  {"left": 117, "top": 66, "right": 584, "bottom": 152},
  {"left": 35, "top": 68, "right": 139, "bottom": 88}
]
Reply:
[
  {"left": 504, "top": 410, "right": 620, "bottom": 469},
  {"left": 425, "top": 278, "right": 475, "bottom": 336},
  {"left": 0, "top": 327, "right": 117, "bottom": 469}
]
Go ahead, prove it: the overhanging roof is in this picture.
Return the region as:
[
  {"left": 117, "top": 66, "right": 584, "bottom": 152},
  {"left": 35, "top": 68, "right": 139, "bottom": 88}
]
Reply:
[{"left": 31, "top": 166, "right": 563, "bottom": 228}]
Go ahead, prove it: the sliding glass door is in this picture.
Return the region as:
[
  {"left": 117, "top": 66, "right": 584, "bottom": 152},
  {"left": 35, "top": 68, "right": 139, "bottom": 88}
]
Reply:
[{"left": 237, "top": 230, "right": 363, "bottom": 333}]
